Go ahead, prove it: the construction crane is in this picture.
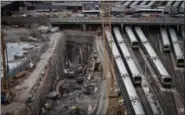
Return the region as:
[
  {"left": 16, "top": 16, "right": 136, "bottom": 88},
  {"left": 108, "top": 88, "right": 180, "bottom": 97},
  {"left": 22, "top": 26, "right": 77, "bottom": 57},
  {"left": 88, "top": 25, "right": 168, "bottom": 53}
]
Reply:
[
  {"left": 1, "top": 30, "right": 12, "bottom": 104},
  {"left": 100, "top": 1, "right": 124, "bottom": 115}
]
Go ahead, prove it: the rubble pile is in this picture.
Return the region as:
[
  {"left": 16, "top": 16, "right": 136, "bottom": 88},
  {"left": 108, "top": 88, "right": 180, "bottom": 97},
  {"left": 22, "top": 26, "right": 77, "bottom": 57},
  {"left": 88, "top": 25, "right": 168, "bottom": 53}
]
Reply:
[{"left": 39, "top": 32, "right": 103, "bottom": 115}]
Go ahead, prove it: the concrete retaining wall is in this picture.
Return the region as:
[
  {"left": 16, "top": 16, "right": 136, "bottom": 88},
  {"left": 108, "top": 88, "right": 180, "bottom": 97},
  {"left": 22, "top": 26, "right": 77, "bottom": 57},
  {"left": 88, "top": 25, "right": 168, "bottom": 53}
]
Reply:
[{"left": 27, "top": 34, "right": 64, "bottom": 115}]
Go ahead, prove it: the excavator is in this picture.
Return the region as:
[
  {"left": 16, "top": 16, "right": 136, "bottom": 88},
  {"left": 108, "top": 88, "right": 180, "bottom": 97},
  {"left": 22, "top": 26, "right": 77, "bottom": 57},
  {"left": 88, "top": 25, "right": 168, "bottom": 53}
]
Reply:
[{"left": 1, "top": 30, "right": 12, "bottom": 104}]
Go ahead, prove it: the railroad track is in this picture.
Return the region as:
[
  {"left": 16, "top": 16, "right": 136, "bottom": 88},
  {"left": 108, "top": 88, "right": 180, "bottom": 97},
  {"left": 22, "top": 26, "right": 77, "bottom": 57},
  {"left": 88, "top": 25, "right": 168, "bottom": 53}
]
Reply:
[
  {"left": 135, "top": 87, "right": 155, "bottom": 115},
  {"left": 150, "top": 30, "right": 184, "bottom": 103},
  {"left": 145, "top": 30, "right": 180, "bottom": 115},
  {"left": 134, "top": 47, "right": 178, "bottom": 115},
  {"left": 115, "top": 71, "right": 134, "bottom": 115},
  {"left": 122, "top": 33, "right": 154, "bottom": 115}
]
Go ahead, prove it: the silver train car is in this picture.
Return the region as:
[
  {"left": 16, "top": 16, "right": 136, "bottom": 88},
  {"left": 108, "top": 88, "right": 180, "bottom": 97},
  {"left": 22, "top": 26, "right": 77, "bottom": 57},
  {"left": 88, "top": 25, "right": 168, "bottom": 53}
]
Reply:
[
  {"left": 135, "top": 27, "right": 173, "bottom": 87},
  {"left": 160, "top": 28, "right": 171, "bottom": 52},
  {"left": 152, "top": 58, "right": 173, "bottom": 85},
  {"left": 125, "top": 26, "right": 139, "bottom": 48},
  {"left": 113, "top": 27, "right": 142, "bottom": 85},
  {"left": 105, "top": 28, "right": 145, "bottom": 115},
  {"left": 169, "top": 28, "right": 184, "bottom": 67}
]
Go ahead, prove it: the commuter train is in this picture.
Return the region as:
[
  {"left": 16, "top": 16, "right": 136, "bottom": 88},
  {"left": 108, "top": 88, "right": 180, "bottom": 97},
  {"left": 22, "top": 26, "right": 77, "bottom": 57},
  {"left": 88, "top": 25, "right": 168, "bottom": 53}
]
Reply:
[
  {"left": 169, "top": 28, "right": 184, "bottom": 67},
  {"left": 160, "top": 28, "right": 171, "bottom": 52},
  {"left": 125, "top": 26, "right": 139, "bottom": 49},
  {"left": 135, "top": 27, "right": 173, "bottom": 87},
  {"left": 104, "top": 28, "right": 145, "bottom": 115},
  {"left": 113, "top": 27, "right": 142, "bottom": 85}
]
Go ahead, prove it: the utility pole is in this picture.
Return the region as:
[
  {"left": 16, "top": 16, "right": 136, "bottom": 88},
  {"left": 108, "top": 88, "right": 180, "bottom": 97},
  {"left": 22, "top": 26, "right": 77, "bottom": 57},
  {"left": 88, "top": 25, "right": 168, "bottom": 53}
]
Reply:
[
  {"left": 0, "top": 31, "right": 1, "bottom": 79},
  {"left": 1, "top": 30, "right": 9, "bottom": 91},
  {"left": 1, "top": 30, "right": 12, "bottom": 104}
]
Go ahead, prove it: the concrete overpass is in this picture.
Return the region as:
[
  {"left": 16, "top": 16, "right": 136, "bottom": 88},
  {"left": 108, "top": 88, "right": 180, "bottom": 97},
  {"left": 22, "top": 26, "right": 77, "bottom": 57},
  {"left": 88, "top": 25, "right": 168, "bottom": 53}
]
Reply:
[
  {"left": 2, "top": 16, "right": 184, "bottom": 30},
  {"left": 50, "top": 17, "right": 184, "bottom": 25}
]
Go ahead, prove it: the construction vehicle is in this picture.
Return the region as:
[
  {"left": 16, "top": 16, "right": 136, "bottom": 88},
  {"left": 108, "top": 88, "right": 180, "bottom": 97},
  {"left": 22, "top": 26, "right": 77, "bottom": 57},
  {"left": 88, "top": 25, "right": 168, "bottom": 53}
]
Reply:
[{"left": 1, "top": 30, "right": 13, "bottom": 104}]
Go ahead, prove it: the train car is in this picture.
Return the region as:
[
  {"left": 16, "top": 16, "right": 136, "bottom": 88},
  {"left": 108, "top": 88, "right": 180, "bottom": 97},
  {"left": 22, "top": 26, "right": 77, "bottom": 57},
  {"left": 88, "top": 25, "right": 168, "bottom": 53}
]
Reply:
[
  {"left": 169, "top": 28, "right": 184, "bottom": 67},
  {"left": 125, "top": 58, "right": 142, "bottom": 85},
  {"left": 125, "top": 26, "right": 139, "bottom": 48},
  {"left": 113, "top": 27, "right": 142, "bottom": 85},
  {"left": 169, "top": 28, "right": 178, "bottom": 42},
  {"left": 135, "top": 27, "right": 173, "bottom": 87},
  {"left": 172, "top": 1, "right": 182, "bottom": 8},
  {"left": 143, "top": 42, "right": 172, "bottom": 86},
  {"left": 152, "top": 58, "right": 173, "bottom": 86},
  {"left": 173, "top": 43, "right": 184, "bottom": 67},
  {"left": 160, "top": 28, "right": 171, "bottom": 52},
  {"left": 134, "top": 27, "right": 148, "bottom": 42},
  {"left": 105, "top": 28, "right": 145, "bottom": 115},
  {"left": 142, "top": 41, "right": 158, "bottom": 58}
]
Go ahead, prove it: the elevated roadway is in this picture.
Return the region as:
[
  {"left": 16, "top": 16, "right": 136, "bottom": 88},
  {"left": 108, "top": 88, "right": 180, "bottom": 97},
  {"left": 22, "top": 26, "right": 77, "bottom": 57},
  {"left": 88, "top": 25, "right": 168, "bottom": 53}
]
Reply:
[
  {"left": 2, "top": 16, "right": 184, "bottom": 26},
  {"left": 50, "top": 17, "right": 184, "bottom": 25}
]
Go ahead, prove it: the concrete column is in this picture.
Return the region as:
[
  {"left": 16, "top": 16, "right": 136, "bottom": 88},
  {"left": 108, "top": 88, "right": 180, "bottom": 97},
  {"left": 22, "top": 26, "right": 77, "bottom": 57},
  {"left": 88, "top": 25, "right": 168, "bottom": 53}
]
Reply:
[
  {"left": 82, "top": 23, "right": 86, "bottom": 31},
  {"left": 177, "top": 25, "right": 179, "bottom": 34},
  {"left": 0, "top": 34, "right": 1, "bottom": 77},
  {"left": 121, "top": 23, "right": 123, "bottom": 33}
]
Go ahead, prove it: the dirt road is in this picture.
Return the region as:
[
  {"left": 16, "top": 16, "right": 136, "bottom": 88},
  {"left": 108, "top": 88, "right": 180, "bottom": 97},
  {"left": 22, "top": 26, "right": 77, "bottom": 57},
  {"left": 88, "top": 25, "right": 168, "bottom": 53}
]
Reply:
[{"left": 95, "top": 35, "right": 108, "bottom": 115}]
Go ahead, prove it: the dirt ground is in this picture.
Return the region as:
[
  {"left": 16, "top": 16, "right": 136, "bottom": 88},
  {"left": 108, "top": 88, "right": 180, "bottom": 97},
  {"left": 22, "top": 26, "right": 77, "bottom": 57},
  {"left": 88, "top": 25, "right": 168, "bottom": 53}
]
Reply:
[
  {"left": 1, "top": 32, "right": 62, "bottom": 115},
  {"left": 41, "top": 31, "right": 104, "bottom": 115}
]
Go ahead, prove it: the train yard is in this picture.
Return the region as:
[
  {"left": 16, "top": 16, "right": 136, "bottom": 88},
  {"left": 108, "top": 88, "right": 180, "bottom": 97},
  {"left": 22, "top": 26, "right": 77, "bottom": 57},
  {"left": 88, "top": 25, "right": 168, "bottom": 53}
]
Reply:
[
  {"left": 1, "top": 1, "right": 185, "bottom": 115},
  {"left": 104, "top": 25, "right": 184, "bottom": 115}
]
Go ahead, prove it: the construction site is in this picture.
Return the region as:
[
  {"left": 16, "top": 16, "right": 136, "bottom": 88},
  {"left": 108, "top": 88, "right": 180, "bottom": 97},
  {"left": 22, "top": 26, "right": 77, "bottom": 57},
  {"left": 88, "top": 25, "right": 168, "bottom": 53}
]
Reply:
[{"left": 1, "top": 1, "right": 185, "bottom": 115}]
